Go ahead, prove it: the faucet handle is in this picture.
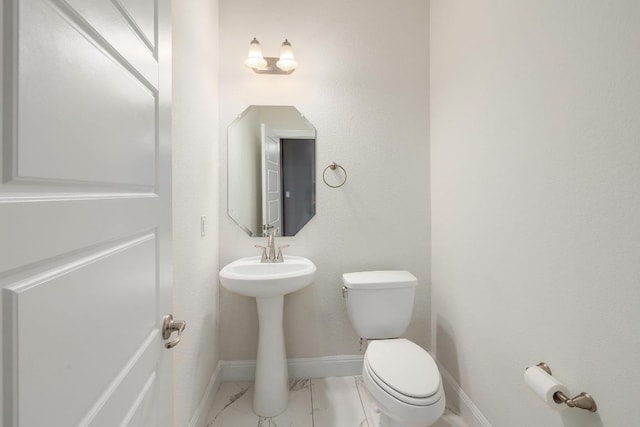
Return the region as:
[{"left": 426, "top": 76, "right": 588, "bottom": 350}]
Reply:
[
  {"left": 276, "top": 244, "right": 290, "bottom": 261},
  {"left": 254, "top": 245, "right": 268, "bottom": 262}
]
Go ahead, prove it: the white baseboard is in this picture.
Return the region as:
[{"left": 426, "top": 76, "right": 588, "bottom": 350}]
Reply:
[
  {"left": 188, "top": 361, "right": 223, "bottom": 427},
  {"left": 289, "top": 354, "right": 364, "bottom": 379},
  {"left": 220, "top": 354, "right": 364, "bottom": 382},
  {"left": 437, "top": 362, "right": 492, "bottom": 427}
]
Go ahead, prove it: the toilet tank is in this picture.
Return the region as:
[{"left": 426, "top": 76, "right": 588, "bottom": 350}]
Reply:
[{"left": 342, "top": 271, "right": 417, "bottom": 339}]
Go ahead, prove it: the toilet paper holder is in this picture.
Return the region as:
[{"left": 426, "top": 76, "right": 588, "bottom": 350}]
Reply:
[{"left": 535, "top": 362, "right": 598, "bottom": 412}]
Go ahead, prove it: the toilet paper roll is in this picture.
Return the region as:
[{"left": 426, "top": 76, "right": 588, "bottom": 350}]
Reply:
[{"left": 524, "top": 365, "right": 570, "bottom": 411}]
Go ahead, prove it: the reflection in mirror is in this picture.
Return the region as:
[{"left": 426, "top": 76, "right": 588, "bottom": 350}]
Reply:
[{"left": 228, "top": 106, "right": 316, "bottom": 237}]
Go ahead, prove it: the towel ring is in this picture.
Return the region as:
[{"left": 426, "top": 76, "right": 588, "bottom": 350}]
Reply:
[{"left": 322, "top": 162, "right": 347, "bottom": 188}]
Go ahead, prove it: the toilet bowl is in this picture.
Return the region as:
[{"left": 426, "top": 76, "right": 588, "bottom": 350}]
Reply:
[
  {"left": 363, "top": 339, "right": 445, "bottom": 427},
  {"left": 342, "top": 271, "right": 445, "bottom": 427}
]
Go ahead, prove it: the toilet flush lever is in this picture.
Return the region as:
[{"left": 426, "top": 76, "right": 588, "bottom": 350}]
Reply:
[{"left": 162, "top": 314, "right": 186, "bottom": 349}]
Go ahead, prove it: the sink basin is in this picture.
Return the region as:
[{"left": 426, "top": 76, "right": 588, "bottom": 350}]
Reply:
[
  {"left": 219, "top": 256, "right": 316, "bottom": 298},
  {"left": 218, "top": 255, "right": 316, "bottom": 417}
]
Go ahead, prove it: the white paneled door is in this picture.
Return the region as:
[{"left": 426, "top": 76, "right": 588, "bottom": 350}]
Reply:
[
  {"left": 0, "top": 0, "right": 174, "bottom": 426},
  {"left": 261, "top": 124, "right": 282, "bottom": 234}
]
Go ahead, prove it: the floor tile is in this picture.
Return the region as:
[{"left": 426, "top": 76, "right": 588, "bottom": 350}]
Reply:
[
  {"left": 258, "top": 379, "right": 313, "bottom": 427},
  {"left": 206, "top": 376, "right": 467, "bottom": 427},
  {"left": 432, "top": 410, "right": 469, "bottom": 427},
  {"left": 311, "top": 377, "right": 369, "bottom": 427},
  {"left": 207, "top": 379, "right": 313, "bottom": 427},
  {"left": 206, "top": 381, "right": 258, "bottom": 427},
  {"left": 355, "top": 376, "right": 379, "bottom": 426}
]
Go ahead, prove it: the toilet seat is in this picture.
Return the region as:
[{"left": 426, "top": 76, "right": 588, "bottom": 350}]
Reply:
[{"left": 364, "top": 339, "right": 443, "bottom": 406}]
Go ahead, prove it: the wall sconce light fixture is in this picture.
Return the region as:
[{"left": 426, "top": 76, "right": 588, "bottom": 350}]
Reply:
[{"left": 244, "top": 38, "right": 298, "bottom": 75}]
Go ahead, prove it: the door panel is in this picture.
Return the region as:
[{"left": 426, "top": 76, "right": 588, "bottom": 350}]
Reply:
[
  {"left": 16, "top": 0, "right": 157, "bottom": 187},
  {"left": 0, "top": 0, "right": 172, "bottom": 425},
  {"left": 120, "top": 373, "right": 159, "bottom": 427},
  {"left": 118, "top": 0, "right": 156, "bottom": 49},
  {"left": 261, "top": 124, "right": 281, "bottom": 233},
  {"left": 63, "top": 0, "right": 158, "bottom": 82},
  {"left": 4, "top": 235, "right": 156, "bottom": 426}
]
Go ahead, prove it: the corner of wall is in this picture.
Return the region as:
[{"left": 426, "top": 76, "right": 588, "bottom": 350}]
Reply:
[
  {"left": 172, "top": 0, "right": 220, "bottom": 425},
  {"left": 437, "top": 360, "right": 492, "bottom": 427}
]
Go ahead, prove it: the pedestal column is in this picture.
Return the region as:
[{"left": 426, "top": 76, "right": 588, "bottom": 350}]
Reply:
[{"left": 253, "top": 295, "right": 288, "bottom": 417}]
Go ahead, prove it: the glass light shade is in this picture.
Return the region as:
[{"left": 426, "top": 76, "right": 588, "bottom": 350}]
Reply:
[
  {"left": 276, "top": 39, "right": 298, "bottom": 71},
  {"left": 245, "top": 38, "right": 267, "bottom": 69}
]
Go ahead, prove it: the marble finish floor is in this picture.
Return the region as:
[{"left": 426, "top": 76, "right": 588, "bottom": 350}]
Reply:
[{"left": 206, "top": 376, "right": 467, "bottom": 427}]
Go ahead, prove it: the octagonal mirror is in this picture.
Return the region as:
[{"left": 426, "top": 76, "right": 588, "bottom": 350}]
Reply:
[{"left": 228, "top": 106, "right": 316, "bottom": 237}]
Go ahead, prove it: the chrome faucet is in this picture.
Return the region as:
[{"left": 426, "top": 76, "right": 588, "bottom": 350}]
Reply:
[{"left": 255, "top": 226, "right": 289, "bottom": 263}]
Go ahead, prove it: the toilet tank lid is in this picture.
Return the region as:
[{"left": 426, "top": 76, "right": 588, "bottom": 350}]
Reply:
[{"left": 342, "top": 271, "right": 417, "bottom": 289}]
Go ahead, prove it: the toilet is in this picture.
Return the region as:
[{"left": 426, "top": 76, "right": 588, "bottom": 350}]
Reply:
[{"left": 342, "top": 271, "right": 445, "bottom": 427}]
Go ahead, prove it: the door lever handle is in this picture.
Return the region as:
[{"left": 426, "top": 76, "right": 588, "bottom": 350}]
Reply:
[{"left": 162, "top": 314, "right": 186, "bottom": 349}]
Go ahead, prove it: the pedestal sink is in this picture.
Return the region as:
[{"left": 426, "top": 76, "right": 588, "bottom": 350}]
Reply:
[{"left": 219, "top": 255, "right": 316, "bottom": 417}]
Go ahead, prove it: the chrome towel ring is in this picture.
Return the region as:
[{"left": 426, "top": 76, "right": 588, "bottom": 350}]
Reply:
[{"left": 322, "top": 162, "right": 347, "bottom": 188}]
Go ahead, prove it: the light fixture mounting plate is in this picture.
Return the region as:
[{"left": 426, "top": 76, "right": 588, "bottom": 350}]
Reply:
[{"left": 252, "top": 57, "right": 295, "bottom": 75}]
